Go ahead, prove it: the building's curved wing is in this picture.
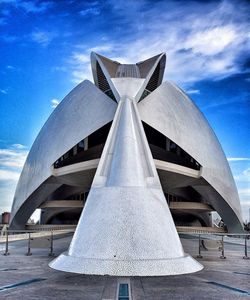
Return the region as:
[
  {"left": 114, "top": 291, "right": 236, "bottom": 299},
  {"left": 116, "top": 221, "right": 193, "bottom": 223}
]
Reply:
[
  {"left": 138, "top": 81, "right": 243, "bottom": 232},
  {"left": 10, "top": 80, "right": 117, "bottom": 228}
]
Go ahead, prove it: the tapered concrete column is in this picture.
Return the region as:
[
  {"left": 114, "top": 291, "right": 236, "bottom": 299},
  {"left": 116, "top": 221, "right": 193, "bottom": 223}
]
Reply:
[{"left": 50, "top": 96, "right": 203, "bottom": 276}]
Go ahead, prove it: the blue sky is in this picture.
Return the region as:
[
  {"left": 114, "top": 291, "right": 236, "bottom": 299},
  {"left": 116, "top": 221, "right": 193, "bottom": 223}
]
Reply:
[{"left": 0, "top": 0, "right": 249, "bottom": 221}]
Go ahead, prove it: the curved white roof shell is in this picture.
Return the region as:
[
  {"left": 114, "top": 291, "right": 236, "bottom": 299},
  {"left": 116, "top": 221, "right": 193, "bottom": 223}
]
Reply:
[
  {"left": 10, "top": 80, "right": 117, "bottom": 228},
  {"left": 138, "top": 81, "right": 242, "bottom": 231},
  {"left": 10, "top": 51, "right": 243, "bottom": 276}
]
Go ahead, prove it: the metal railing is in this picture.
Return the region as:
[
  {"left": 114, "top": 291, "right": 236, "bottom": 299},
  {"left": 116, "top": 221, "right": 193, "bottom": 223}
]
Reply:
[
  {"left": 191, "top": 233, "right": 249, "bottom": 260},
  {"left": 1, "top": 229, "right": 75, "bottom": 257},
  {"left": 0, "top": 229, "right": 249, "bottom": 260}
]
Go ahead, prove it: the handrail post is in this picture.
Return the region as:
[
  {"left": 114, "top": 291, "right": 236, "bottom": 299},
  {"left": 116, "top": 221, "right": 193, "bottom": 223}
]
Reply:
[
  {"left": 26, "top": 232, "right": 32, "bottom": 256},
  {"left": 197, "top": 234, "right": 203, "bottom": 258},
  {"left": 49, "top": 230, "right": 54, "bottom": 256},
  {"left": 220, "top": 235, "right": 226, "bottom": 259},
  {"left": 3, "top": 230, "right": 9, "bottom": 256},
  {"left": 243, "top": 235, "right": 249, "bottom": 259}
]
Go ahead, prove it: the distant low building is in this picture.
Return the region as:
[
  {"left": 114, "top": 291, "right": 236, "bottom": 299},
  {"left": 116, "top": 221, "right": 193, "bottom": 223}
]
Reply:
[{"left": 2, "top": 212, "right": 10, "bottom": 224}]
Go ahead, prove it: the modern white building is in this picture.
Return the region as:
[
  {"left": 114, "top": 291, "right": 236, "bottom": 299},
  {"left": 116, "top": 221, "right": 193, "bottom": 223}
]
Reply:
[{"left": 10, "top": 52, "right": 243, "bottom": 276}]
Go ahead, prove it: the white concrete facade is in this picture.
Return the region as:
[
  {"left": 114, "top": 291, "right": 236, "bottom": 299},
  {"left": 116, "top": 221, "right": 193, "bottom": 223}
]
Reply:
[{"left": 10, "top": 52, "right": 243, "bottom": 276}]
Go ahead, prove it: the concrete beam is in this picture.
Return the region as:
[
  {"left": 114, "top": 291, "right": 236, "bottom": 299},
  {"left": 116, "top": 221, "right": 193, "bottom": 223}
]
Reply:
[
  {"left": 169, "top": 202, "right": 214, "bottom": 212},
  {"left": 39, "top": 201, "right": 83, "bottom": 209}
]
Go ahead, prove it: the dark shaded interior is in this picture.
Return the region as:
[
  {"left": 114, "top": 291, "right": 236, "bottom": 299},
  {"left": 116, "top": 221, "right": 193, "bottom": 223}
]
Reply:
[
  {"left": 54, "top": 121, "right": 200, "bottom": 171},
  {"left": 54, "top": 122, "right": 112, "bottom": 168},
  {"left": 142, "top": 122, "right": 201, "bottom": 170},
  {"left": 96, "top": 62, "right": 116, "bottom": 101},
  {"left": 48, "top": 209, "right": 83, "bottom": 225}
]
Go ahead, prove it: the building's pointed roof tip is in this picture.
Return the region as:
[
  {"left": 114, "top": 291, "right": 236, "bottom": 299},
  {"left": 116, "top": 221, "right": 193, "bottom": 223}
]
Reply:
[
  {"left": 91, "top": 51, "right": 166, "bottom": 83},
  {"left": 91, "top": 51, "right": 166, "bottom": 65},
  {"left": 90, "top": 51, "right": 120, "bottom": 64},
  {"left": 136, "top": 52, "right": 166, "bottom": 65}
]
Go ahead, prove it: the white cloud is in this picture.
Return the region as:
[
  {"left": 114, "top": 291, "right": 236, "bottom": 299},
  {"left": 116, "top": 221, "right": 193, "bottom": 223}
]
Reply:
[
  {"left": 0, "top": 144, "right": 29, "bottom": 213},
  {"left": 239, "top": 189, "right": 250, "bottom": 196},
  {"left": 51, "top": 98, "right": 60, "bottom": 108},
  {"left": 227, "top": 158, "right": 250, "bottom": 161},
  {"left": 31, "top": 30, "right": 56, "bottom": 47},
  {"left": 69, "top": 53, "right": 93, "bottom": 84},
  {"left": 241, "top": 201, "right": 250, "bottom": 222},
  {"left": 0, "top": 89, "right": 7, "bottom": 94},
  {"left": 12, "top": 143, "right": 26, "bottom": 149},
  {"left": 186, "top": 89, "right": 200, "bottom": 95},
  {"left": 18, "top": 1, "right": 53, "bottom": 13},
  {"left": 0, "top": 148, "right": 28, "bottom": 168},
  {"left": 184, "top": 26, "right": 237, "bottom": 56},
  {"left": 89, "top": 45, "right": 113, "bottom": 53},
  {"left": 72, "top": 53, "right": 89, "bottom": 63},
  {"left": 71, "top": 68, "right": 92, "bottom": 84},
  {"left": 68, "top": 0, "right": 249, "bottom": 85},
  {"left": 0, "top": 169, "right": 20, "bottom": 181},
  {"left": 79, "top": 1, "right": 101, "bottom": 17},
  {"left": 234, "top": 168, "right": 250, "bottom": 183},
  {"left": 0, "top": 183, "right": 17, "bottom": 213},
  {"left": 69, "top": 43, "right": 118, "bottom": 83},
  {"left": 79, "top": 7, "right": 100, "bottom": 16},
  {"left": 1, "top": 0, "right": 53, "bottom": 14}
]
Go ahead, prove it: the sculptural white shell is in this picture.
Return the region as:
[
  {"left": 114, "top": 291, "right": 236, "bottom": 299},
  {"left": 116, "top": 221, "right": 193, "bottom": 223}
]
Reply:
[{"left": 10, "top": 52, "right": 243, "bottom": 276}]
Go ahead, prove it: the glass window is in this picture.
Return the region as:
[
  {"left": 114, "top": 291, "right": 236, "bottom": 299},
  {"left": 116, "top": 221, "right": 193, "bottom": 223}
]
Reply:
[{"left": 118, "top": 283, "right": 129, "bottom": 300}]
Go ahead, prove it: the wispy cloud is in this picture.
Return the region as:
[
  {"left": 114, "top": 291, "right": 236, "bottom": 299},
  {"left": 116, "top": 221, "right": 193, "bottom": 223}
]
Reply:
[
  {"left": 69, "top": 52, "right": 93, "bottom": 84},
  {"left": 69, "top": 0, "right": 250, "bottom": 86},
  {"left": 228, "top": 158, "right": 250, "bottom": 162},
  {"left": 0, "top": 143, "right": 28, "bottom": 212},
  {"left": 79, "top": 1, "right": 101, "bottom": 16},
  {"left": 79, "top": 7, "right": 100, "bottom": 16},
  {"left": 0, "top": 144, "right": 28, "bottom": 168},
  {"left": 184, "top": 26, "right": 237, "bottom": 56},
  {"left": 186, "top": 89, "right": 200, "bottom": 95},
  {"left": 72, "top": 53, "right": 89, "bottom": 64},
  {"left": 234, "top": 167, "right": 250, "bottom": 183},
  {"left": 0, "top": 169, "right": 20, "bottom": 181},
  {"left": 241, "top": 201, "right": 250, "bottom": 222},
  {"left": 31, "top": 30, "right": 56, "bottom": 47},
  {"left": 239, "top": 188, "right": 250, "bottom": 196},
  {"left": 69, "top": 43, "right": 118, "bottom": 83},
  {"left": 6, "top": 65, "right": 14, "bottom": 69},
  {"left": 89, "top": 45, "right": 113, "bottom": 53},
  {"left": 17, "top": 1, "right": 53, "bottom": 13},
  {"left": 0, "top": 89, "right": 8, "bottom": 94},
  {"left": 1, "top": 0, "right": 53, "bottom": 14},
  {"left": 12, "top": 143, "right": 26, "bottom": 149},
  {"left": 51, "top": 98, "right": 60, "bottom": 108}
]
